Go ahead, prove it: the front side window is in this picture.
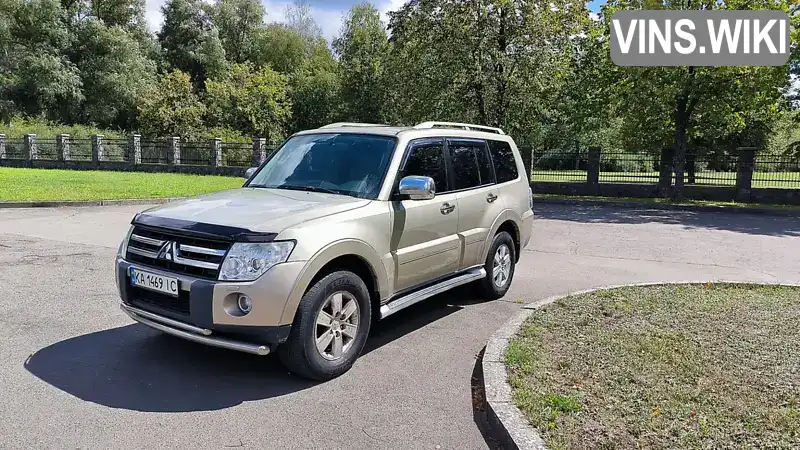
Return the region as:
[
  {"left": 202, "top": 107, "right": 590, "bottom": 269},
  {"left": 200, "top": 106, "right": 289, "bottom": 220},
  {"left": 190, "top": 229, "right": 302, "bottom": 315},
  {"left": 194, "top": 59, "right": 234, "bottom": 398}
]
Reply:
[
  {"left": 401, "top": 139, "right": 448, "bottom": 193},
  {"left": 449, "top": 140, "right": 493, "bottom": 190},
  {"left": 247, "top": 133, "right": 396, "bottom": 199}
]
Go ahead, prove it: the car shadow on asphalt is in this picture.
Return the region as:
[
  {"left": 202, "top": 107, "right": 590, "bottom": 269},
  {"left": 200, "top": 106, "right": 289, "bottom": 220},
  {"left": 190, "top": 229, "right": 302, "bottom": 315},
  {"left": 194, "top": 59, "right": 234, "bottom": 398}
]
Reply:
[
  {"left": 535, "top": 204, "right": 800, "bottom": 237},
  {"left": 24, "top": 286, "right": 484, "bottom": 413}
]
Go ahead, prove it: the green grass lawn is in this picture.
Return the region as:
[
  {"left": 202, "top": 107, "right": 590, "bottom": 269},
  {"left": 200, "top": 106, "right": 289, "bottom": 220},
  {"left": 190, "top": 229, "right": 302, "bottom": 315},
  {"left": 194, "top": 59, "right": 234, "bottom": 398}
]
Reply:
[
  {"left": 0, "top": 167, "right": 244, "bottom": 201},
  {"left": 533, "top": 170, "right": 800, "bottom": 189},
  {"left": 506, "top": 284, "right": 800, "bottom": 449}
]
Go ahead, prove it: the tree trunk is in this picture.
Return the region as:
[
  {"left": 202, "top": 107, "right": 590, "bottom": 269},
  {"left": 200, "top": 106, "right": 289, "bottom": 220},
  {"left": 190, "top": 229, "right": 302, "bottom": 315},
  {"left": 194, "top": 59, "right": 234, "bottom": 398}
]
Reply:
[
  {"left": 672, "top": 67, "right": 696, "bottom": 200},
  {"left": 673, "top": 96, "right": 688, "bottom": 200}
]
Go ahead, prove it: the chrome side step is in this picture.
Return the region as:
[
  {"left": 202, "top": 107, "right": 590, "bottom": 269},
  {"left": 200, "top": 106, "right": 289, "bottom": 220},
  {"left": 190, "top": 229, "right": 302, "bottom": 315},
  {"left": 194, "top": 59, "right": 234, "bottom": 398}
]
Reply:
[
  {"left": 120, "top": 303, "right": 270, "bottom": 356},
  {"left": 379, "top": 267, "right": 486, "bottom": 319}
]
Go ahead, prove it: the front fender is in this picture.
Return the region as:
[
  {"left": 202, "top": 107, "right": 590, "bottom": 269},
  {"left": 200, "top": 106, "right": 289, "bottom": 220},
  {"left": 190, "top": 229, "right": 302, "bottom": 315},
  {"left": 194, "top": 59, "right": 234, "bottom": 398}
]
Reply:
[{"left": 278, "top": 239, "right": 388, "bottom": 325}]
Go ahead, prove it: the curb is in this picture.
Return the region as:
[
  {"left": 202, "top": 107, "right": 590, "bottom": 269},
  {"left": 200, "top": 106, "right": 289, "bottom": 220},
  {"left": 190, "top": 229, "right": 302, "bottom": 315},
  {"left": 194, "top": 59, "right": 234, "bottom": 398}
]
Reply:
[
  {"left": 0, "top": 197, "right": 185, "bottom": 208},
  {"left": 534, "top": 197, "right": 800, "bottom": 217},
  {"left": 482, "top": 280, "right": 800, "bottom": 450}
]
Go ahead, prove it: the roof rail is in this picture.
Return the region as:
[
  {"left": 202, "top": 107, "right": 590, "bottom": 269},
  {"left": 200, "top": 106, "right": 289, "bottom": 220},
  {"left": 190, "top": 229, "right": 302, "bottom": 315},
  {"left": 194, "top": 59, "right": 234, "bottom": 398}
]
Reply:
[
  {"left": 413, "top": 121, "right": 505, "bottom": 135},
  {"left": 318, "top": 122, "right": 390, "bottom": 129}
]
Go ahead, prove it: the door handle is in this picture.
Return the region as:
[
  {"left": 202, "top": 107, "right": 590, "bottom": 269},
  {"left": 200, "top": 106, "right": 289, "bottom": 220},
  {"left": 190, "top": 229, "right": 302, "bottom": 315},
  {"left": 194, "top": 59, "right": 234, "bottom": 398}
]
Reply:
[
  {"left": 440, "top": 203, "right": 455, "bottom": 215},
  {"left": 486, "top": 193, "right": 498, "bottom": 203}
]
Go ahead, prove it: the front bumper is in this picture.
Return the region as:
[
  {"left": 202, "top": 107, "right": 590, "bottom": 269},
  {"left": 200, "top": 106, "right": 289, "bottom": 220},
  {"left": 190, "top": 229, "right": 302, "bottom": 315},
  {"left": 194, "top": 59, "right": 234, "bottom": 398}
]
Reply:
[{"left": 116, "top": 257, "right": 304, "bottom": 348}]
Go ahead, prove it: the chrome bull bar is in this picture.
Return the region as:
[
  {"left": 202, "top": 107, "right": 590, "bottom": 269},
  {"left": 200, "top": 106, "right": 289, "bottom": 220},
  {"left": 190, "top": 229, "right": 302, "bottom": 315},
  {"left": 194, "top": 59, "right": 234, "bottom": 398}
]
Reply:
[{"left": 120, "top": 303, "right": 270, "bottom": 356}]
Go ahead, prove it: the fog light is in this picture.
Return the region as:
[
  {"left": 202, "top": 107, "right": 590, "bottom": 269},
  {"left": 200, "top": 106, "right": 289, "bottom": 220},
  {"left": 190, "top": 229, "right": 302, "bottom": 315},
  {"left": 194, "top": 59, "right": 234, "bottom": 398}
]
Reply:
[{"left": 237, "top": 294, "right": 253, "bottom": 314}]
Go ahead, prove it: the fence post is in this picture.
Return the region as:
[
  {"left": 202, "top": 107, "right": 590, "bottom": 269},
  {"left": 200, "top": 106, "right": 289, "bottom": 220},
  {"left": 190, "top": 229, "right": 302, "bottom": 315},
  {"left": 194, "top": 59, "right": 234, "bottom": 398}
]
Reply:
[
  {"left": 735, "top": 146, "right": 756, "bottom": 202},
  {"left": 130, "top": 134, "right": 141, "bottom": 165},
  {"left": 686, "top": 148, "right": 696, "bottom": 184},
  {"left": 56, "top": 134, "right": 70, "bottom": 161},
  {"left": 658, "top": 147, "right": 674, "bottom": 197},
  {"left": 91, "top": 134, "right": 104, "bottom": 163},
  {"left": 211, "top": 138, "right": 222, "bottom": 167},
  {"left": 586, "top": 146, "right": 601, "bottom": 194},
  {"left": 252, "top": 137, "right": 267, "bottom": 167},
  {"left": 24, "top": 134, "right": 37, "bottom": 161},
  {"left": 0, "top": 134, "right": 5, "bottom": 159},
  {"left": 168, "top": 137, "right": 180, "bottom": 165}
]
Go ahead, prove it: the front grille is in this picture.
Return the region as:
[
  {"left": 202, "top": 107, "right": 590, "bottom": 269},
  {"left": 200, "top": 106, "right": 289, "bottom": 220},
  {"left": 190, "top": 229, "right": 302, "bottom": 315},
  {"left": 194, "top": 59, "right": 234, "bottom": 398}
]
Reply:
[
  {"left": 126, "top": 226, "right": 230, "bottom": 280},
  {"left": 130, "top": 286, "right": 191, "bottom": 315}
]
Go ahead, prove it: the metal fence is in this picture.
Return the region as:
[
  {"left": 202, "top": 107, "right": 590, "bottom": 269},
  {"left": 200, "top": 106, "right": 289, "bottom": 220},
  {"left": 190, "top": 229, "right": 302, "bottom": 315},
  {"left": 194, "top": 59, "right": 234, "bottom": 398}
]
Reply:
[
  {"left": 103, "top": 138, "right": 129, "bottom": 162},
  {"left": 4, "top": 139, "right": 25, "bottom": 159},
  {"left": 68, "top": 138, "right": 94, "bottom": 161},
  {"left": 180, "top": 140, "right": 214, "bottom": 166},
  {"left": 531, "top": 149, "right": 588, "bottom": 182},
  {"left": 753, "top": 153, "right": 800, "bottom": 189},
  {"left": 532, "top": 148, "right": 800, "bottom": 190},
  {"left": 221, "top": 142, "right": 252, "bottom": 167}
]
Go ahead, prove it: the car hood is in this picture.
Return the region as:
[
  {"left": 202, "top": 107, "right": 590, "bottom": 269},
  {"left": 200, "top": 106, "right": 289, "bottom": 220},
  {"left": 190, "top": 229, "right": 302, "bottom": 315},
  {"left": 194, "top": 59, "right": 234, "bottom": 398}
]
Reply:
[{"left": 138, "top": 188, "right": 370, "bottom": 234}]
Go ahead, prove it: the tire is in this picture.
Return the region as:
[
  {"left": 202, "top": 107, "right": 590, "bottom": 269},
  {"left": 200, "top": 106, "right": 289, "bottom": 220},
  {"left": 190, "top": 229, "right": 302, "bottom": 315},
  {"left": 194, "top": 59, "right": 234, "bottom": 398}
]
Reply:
[
  {"left": 478, "top": 231, "right": 517, "bottom": 300},
  {"left": 279, "top": 270, "right": 372, "bottom": 381}
]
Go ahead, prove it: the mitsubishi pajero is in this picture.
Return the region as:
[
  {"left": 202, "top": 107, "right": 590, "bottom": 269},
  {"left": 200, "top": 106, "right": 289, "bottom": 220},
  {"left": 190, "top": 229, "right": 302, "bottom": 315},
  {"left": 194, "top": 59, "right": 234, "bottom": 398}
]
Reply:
[{"left": 115, "top": 121, "right": 534, "bottom": 380}]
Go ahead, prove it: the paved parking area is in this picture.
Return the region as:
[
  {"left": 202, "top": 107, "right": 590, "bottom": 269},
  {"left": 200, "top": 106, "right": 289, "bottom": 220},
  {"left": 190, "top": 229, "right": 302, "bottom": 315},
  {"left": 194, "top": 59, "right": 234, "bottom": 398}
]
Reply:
[{"left": 1, "top": 204, "right": 798, "bottom": 449}]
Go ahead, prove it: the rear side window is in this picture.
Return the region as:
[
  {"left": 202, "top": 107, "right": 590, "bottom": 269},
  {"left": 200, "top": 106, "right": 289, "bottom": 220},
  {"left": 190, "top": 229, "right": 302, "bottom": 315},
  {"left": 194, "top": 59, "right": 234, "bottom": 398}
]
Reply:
[
  {"left": 488, "top": 140, "right": 518, "bottom": 183},
  {"left": 402, "top": 139, "right": 448, "bottom": 193},
  {"left": 448, "top": 140, "right": 493, "bottom": 190}
]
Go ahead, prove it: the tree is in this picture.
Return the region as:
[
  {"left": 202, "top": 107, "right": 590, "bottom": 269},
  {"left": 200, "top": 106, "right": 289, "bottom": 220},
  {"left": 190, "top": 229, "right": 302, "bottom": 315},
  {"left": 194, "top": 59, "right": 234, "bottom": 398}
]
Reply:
[
  {"left": 0, "top": 0, "right": 82, "bottom": 121},
  {"left": 209, "top": 0, "right": 263, "bottom": 64},
  {"left": 89, "top": 0, "right": 146, "bottom": 29},
  {"left": 158, "top": 0, "right": 226, "bottom": 87},
  {"left": 385, "top": 0, "right": 586, "bottom": 142},
  {"left": 204, "top": 63, "right": 292, "bottom": 141},
  {"left": 333, "top": 2, "right": 389, "bottom": 123},
  {"left": 137, "top": 69, "right": 206, "bottom": 137},
  {"left": 71, "top": 18, "right": 156, "bottom": 128},
  {"left": 602, "top": 0, "right": 799, "bottom": 199},
  {"left": 284, "top": 0, "right": 322, "bottom": 39},
  {"left": 247, "top": 23, "right": 308, "bottom": 73}
]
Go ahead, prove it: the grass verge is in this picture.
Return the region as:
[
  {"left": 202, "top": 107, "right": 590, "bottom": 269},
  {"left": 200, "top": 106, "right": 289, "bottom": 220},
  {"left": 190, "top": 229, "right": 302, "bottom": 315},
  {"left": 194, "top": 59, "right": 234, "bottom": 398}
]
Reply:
[
  {"left": 534, "top": 193, "right": 800, "bottom": 211},
  {"left": 0, "top": 167, "right": 243, "bottom": 201},
  {"left": 506, "top": 284, "right": 800, "bottom": 449}
]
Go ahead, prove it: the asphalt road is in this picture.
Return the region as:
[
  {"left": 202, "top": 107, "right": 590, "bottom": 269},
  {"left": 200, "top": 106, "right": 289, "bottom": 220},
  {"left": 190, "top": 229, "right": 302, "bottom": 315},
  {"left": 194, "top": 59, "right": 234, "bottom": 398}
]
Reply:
[{"left": 1, "top": 204, "right": 798, "bottom": 449}]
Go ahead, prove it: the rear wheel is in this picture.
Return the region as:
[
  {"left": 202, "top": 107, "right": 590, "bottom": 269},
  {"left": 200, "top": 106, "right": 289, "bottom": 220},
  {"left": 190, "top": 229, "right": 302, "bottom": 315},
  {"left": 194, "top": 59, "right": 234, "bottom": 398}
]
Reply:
[
  {"left": 478, "top": 231, "right": 516, "bottom": 299},
  {"left": 279, "top": 270, "right": 371, "bottom": 381}
]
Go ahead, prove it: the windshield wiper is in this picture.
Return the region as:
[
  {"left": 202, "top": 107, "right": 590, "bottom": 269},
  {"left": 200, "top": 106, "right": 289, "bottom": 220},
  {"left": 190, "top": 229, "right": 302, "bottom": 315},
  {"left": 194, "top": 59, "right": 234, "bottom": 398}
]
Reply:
[{"left": 274, "top": 185, "right": 354, "bottom": 197}]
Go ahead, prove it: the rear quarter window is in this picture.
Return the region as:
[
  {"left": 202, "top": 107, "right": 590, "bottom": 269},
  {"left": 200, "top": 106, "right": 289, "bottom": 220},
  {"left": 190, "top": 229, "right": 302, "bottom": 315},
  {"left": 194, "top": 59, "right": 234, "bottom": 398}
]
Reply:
[{"left": 488, "top": 140, "right": 519, "bottom": 183}]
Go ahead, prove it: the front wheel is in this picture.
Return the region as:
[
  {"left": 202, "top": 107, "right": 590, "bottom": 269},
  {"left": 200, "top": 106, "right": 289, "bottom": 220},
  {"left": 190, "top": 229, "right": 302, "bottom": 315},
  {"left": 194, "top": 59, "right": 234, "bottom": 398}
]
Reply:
[
  {"left": 279, "top": 270, "right": 372, "bottom": 381},
  {"left": 478, "top": 231, "right": 516, "bottom": 300}
]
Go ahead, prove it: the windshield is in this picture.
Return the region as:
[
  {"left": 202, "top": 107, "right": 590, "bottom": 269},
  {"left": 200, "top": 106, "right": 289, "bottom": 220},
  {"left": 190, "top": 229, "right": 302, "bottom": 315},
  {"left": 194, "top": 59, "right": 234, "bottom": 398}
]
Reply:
[{"left": 247, "top": 133, "right": 397, "bottom": 199}]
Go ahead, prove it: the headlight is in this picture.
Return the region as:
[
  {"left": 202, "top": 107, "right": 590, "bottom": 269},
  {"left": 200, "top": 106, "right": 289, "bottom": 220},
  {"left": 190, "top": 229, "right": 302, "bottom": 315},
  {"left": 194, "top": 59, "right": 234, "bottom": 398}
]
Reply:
[
  {"left": 118, "top": 226, "right": 133, "bottom": 257},
  {"left": 219, "top": 241, "right": 295, "bottom": 281}
]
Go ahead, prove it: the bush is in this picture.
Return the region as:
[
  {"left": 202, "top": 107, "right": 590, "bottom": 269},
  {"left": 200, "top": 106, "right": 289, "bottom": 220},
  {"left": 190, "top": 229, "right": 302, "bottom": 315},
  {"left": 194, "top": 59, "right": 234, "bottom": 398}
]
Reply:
[{"left": 0, "top": 116, "right": 124, "bottom": 139}]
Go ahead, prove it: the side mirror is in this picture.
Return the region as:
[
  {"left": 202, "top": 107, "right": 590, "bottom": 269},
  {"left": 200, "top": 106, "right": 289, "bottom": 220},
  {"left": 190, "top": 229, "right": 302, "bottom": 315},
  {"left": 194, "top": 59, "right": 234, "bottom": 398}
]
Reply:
[
  {"left": 398, "top": 176, "right": 435, "bottom": 201},
  {"left": 244, "top": 167, "right": 258, "bottom": 180}
]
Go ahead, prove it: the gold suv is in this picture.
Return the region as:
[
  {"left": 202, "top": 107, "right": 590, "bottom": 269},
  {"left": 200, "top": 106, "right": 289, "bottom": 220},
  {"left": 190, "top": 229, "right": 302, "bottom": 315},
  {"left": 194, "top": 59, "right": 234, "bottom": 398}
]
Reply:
[{"left": 115, "top": 121, "right": 534, "bottom": 380}]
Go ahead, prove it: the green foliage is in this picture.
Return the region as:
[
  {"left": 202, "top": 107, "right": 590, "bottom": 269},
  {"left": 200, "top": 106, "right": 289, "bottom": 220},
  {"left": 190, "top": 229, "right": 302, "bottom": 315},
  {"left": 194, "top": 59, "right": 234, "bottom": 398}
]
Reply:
[
  {"left": 0, "top": 115, "right": 124, "bottom": 138},
  {"left": 209, "top": 0, "right": 264, "bottom": 64},
  {"left": 204, "top": 63, "right": 291, "bottom": 140},
  {"left": 334, "top": 2, "right": 389, "bottom": 123},
  {"left": 158, "top": 0, "right": 227, "bottom": 87},
  {"left": 137, "top": 69, "right": 206, "bottom": 137},
  {"left": 71, "top": 18, "right": 156, "bottom": 128}
]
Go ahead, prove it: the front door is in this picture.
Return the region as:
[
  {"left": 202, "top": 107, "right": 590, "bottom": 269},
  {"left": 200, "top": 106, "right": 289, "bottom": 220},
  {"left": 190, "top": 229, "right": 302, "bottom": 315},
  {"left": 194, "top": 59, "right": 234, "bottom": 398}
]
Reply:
[{"left": 391, "top": 138, "right": 461, "bottom": 292}]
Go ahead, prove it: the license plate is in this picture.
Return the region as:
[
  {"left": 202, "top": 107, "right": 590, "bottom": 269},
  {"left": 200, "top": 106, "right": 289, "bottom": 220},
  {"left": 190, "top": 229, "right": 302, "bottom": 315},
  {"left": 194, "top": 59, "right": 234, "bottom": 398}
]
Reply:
[{"left": 129, "top": 267, "right": 179, "bottom": 297}]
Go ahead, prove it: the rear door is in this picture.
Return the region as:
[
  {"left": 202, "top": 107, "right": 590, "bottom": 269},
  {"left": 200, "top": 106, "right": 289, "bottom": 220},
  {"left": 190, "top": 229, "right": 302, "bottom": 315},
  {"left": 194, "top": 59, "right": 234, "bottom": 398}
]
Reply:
[
  {"left": 391, "top": 138, "right": 461, "bottom": 292},
  {"left": 447, "top": 138, "right": 504, "bottom": 269}
]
